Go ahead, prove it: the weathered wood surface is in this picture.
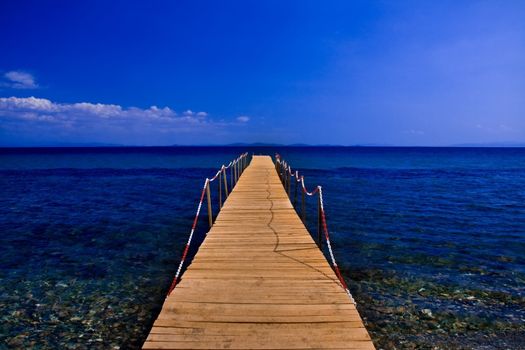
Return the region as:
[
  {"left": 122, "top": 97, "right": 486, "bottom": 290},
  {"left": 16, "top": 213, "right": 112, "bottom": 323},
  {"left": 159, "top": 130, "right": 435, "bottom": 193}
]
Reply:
[{"left": 143, "top": 156, "right": 374, "bottom": 349}]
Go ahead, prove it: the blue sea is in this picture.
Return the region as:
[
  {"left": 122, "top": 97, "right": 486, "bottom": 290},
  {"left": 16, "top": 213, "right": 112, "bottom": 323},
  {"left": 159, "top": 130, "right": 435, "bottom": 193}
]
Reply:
[{"left": 1, "top": 147, "right": 524, "bottom": 349}]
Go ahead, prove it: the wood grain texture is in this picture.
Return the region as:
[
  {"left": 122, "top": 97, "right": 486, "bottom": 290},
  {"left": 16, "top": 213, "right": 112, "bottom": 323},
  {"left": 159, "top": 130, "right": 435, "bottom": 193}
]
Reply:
[{"left": 143, "top": 156, "right": 374, "bottom": 350}]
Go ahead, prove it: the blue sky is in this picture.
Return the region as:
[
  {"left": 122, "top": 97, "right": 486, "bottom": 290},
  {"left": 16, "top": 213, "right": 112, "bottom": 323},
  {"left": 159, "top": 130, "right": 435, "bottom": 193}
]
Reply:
[{"left": 1, "top": 1, "right": 524, "bottom": 146}]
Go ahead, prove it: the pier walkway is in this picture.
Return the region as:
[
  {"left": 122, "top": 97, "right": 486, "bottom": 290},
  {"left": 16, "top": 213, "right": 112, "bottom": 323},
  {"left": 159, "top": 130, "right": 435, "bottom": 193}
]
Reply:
[{"left": 143, "top": 155, "right": 374, "bottom": 349}]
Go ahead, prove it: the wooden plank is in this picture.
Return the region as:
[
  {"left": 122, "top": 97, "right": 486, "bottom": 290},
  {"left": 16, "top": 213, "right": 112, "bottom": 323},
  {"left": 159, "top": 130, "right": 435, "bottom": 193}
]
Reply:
[{"left": 143, "top": 156, "right": 374, "bottom": 349}]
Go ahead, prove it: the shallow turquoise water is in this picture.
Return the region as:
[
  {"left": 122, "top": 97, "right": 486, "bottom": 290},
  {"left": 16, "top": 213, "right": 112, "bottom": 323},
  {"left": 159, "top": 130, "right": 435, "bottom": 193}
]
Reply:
[{"left": 1, "top": 147, "right": 524, "bottom": 349}]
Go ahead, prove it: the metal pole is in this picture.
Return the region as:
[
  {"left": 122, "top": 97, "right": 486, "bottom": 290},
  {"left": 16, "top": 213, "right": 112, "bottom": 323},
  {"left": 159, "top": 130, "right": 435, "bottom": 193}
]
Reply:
[
  {"left": 287, "top": 170, "right": 291, "bottom": 196},
  {"left": 294, "top": 173, "right": 298, "bottom": 208},
  {"left": 284, "top": 167, "right": 287, "bottom": 193},
  {"left": 283, "top": 166, "right": 286, "bottom": 189},
  {"left": 230, "top": 165, "right": 233, "bottom": 189},
  {"left": 301, "top": 177, "right": 306, "bottom": 223},
  {"left": 283, "top": 163, "right": 287, "bottom": 185},
  {"left": 206, "top": 180, "right": 213, "bottom": 228},
  {"left": 218, "top": 171, "right": 222, "bottom": 209},
  {"left": 317, "top": 194, "right": 322, "bottom": 249},
  {"left": 223, "top": 167, "right": 229, "bottom": 198},
  {"left": 283, "top": 164, "right": 287, "bottom": 188}
]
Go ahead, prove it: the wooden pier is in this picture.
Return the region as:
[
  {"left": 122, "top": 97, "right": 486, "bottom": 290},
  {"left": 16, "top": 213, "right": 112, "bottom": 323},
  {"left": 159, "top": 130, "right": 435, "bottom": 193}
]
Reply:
[{"left": 143, "top": 156, "right": 374, "bottom": 349}]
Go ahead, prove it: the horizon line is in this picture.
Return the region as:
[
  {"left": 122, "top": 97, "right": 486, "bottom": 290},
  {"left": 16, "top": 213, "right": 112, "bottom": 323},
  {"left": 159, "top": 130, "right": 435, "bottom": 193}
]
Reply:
[{"left": 1, "top": 143, "right": 525, "bottom": 148}]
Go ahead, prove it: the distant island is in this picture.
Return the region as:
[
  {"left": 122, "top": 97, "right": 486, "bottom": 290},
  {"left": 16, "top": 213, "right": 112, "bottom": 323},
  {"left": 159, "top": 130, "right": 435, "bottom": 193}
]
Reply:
[{"left": 2, "top": 142, "right": 524, "bottom": 148}]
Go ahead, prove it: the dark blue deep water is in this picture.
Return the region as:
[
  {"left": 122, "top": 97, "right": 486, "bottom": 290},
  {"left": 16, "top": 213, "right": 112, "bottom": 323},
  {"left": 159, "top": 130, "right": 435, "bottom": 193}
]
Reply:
[{"left": 1, "top": 147, "right": 524, "bottom": 349}]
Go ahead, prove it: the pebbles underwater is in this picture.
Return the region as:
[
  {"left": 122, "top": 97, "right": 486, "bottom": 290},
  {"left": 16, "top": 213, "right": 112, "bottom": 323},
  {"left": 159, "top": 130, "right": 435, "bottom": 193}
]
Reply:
[
  {"left": 299, "top": 149, "right": 525, "bottom": 349},
  {"left": 1, "top": 147, "right": 525, "bottom": 349},
  {"left": 0, "top": 166, "right": 209, "bottom": 349}
]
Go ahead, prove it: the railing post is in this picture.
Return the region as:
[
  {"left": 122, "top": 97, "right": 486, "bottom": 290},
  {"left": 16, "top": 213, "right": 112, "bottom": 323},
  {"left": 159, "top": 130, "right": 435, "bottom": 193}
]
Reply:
[
  {"left": 218, "top": 171, "right": 222, "bottom": 209},
  {"left": 283, "top": 164, "right": 287, "bottom": 188},
  {"left": 301, "top": 176, "right": 306, "bottom": 223},
  {"left": 317, "top": 193, "right": 322, "bottom": 249},
  {"left": 223, "top": 167, "right": 229, "bottom": 198},
  {"left": 284, "top": 167, "right": 287, "bottom": 193},
  {"left": 293, "top": 173, "right": 298, "bottom": 208},
  {"left": 282, "top": 163, "right": 288, "bottom": 186},
  {"left": 230, "top": 165, "right": 233, "bottom": 189},
  {"left": 285, "top": 167, "right": 288, "bottom": 190},
  {"left": 287, "top": 170, "right": 291, "bottom": 196},
  {"left": 206, "top": 180, "right": 213, "bottom": 228}
]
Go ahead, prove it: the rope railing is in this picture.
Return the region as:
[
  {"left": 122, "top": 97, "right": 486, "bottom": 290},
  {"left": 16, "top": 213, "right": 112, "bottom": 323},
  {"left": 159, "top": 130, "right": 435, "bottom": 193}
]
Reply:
[
  {"left": 274, "top": 154, "right": 355, "bottom": 304},
  {"left": 167, "top": 152, "right": 250, "bottom": 296}
]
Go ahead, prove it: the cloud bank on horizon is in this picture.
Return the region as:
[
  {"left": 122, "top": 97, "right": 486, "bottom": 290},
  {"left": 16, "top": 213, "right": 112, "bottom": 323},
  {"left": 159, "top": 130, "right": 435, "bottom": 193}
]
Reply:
[
  {"left": 0, "top": 1, "right": 524, "bottom": 146},
  {"left": 0, "top": 96, "right": 250, "bottom": 146}
]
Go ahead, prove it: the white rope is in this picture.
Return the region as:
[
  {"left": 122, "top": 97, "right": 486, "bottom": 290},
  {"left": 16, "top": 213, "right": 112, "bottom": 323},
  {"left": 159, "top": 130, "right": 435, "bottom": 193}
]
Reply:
[
  {"left": 167, "top": 177, "right": 209, "bottom": 295},
  {"left": 300, "top": 176, "right": 319, "bottom": 196},
  {"left": 318, "top": 186, "right": 356, "bottom": 304},
  {"left": 167, "top": 153, "right": 249, "bottom": 296},
  {"left": 276, "top": 153, "right": 355, "bottom": 304},
  {"left": 209, "top": 153, "right": 247, "bottom": 182}
]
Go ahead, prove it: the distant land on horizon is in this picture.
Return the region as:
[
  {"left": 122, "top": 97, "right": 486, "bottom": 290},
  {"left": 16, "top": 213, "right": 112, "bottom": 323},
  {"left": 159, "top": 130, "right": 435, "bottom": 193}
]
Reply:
[{"left": 1, "top": 142, "right": 525, "bottom": 148}]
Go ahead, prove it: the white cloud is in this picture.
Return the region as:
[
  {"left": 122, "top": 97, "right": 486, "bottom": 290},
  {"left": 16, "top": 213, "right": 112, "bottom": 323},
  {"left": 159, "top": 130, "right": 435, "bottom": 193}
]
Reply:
[
  {"left": 0, "top": 97, "right": 251, "bottom": 145},
  {"left": 236, "top": 115, "right": 250, "bottom": 123},
  {"left": 0, "top": 96, "right": 55, "bottom": 111},
  {"left": 474, "top": 122, "right": 518, "bottom": 134},
  {"left": 3, "top": 71, "right": 38, "bottom": 89},
  {"left": 0, "top": 96, "right": 198, "bottom": 125}
]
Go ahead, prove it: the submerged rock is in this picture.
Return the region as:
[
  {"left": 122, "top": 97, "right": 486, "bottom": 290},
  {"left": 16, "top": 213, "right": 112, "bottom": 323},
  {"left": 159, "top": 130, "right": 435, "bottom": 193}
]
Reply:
[{"left": 421, "top": 309, "right": 434, "bottom": 318}]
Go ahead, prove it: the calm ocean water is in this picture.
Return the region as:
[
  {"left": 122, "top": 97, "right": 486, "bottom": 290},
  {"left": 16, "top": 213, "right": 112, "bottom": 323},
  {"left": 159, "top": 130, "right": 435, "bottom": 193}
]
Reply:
[{"left": 1, "top": 147, "right": 524, "bottom": 349}]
